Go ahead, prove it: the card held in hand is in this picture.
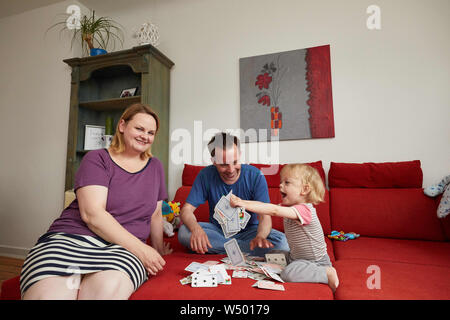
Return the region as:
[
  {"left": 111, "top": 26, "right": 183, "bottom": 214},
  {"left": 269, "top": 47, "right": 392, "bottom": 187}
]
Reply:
[
  {"left": 224, "top": 238, "right": 246, "bottom": 266},
  {"left": 216, "top": 195, "right": 237, "bottom": 220}
]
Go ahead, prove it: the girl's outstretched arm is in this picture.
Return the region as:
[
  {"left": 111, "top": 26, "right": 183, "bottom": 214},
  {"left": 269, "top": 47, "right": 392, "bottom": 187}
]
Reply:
[{"left": 230, "top": 194, "right": 298, "bottom": 220}]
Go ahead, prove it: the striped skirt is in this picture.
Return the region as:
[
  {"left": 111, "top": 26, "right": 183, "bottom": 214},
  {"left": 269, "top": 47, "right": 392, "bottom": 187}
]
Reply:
[{"left": 20, "top": 232, "right": 147, "bottom": 297}]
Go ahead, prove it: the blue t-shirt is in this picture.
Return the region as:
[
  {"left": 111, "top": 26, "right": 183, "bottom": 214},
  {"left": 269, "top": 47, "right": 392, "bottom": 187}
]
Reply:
[{"left": 186, "top": 164, "right": 270, "bottom": 230}]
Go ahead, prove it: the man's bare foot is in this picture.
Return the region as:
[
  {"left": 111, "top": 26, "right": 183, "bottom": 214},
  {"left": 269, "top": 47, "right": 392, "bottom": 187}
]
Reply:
[{"left": 326, "top": 267, "right": 339, "bottom": 292}]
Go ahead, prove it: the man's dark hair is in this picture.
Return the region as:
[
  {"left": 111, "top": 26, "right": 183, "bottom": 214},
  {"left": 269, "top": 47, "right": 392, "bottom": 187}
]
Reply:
[{"left": 207, "top": 132, "right": 240, "bottom": 158}]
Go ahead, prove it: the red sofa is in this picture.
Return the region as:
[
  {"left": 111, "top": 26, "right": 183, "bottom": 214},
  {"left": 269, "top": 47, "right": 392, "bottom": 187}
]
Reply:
[{"left": 2, "top": 160, "right": 449, "bottom": 300}]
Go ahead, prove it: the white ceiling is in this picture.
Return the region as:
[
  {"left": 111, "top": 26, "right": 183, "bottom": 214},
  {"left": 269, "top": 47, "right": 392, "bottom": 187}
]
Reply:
[
  {"left": 0, "top": 0, "right": 155, "bottom": 19},
  {"left": 0, "top": 0, "right": 66, "bottom": 19}
]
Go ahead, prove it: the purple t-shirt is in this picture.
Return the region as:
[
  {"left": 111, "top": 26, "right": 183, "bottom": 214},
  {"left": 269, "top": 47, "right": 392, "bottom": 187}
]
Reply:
[{"left": 48, "top": 149, "right": 168, "bottom": 242}]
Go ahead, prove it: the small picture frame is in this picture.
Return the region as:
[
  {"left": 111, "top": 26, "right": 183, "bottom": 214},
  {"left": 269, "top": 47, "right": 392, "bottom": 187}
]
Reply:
[
  {"left": 84, "top": 125, "right": 105, "bottom": 150},
  {"left": 120, "top": 87, "right": 138, "bottom": 98}
]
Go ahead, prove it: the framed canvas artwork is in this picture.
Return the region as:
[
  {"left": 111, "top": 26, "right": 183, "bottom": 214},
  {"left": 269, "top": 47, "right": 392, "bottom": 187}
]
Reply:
[{"left": 239, "top": 44, "right": 335, "bottom": 142}]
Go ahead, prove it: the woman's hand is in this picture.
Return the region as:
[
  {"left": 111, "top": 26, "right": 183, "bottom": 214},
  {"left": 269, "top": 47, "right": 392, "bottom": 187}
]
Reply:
[
  {"left": 160, "top": 242, "right": 173, "bottom": 256},
  {"left": 136, "top": 243, "right": 166, "bottom": 276},
  {"left": 230, "top": 194, "right": 244, "bottom": 208}
]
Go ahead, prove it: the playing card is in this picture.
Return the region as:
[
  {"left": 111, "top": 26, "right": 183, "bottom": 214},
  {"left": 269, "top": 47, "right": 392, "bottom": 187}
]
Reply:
[
  {"left": 220, "top": 257, "right": 231, "bottom": 264},
  {"left": 248, "top": 272, "right": 268, "bottom": 281},
  {"left": 185, "top": 262, "right": 209, "bottom": 273},
  {"left": 247, "top": 267, "right": 264, "bottom": 275},
  {"left": 209, "top": 264, "right": 231, "bottom": 285},
  {"left": 219, "top": 220, "right": 238, "bottom": 239},
  {"left": 265, "top": 253, "right": 288, "bottom": 267},
  {"left": 225, "top": 210, "right": 241, "bottom": 233},
  {"left": 224, "top": 238, "right": 246, "bottom": 266},
  {"left": 257, "top": 262, "right": 284, "bottom": 274},
  {"left": 203, "top": 260, "right": 220, "bottom": 266},
  {"left": 216, "top": 195, "right": 238, "bottom": 220},
  {"left": 213, "top": 208, "right": 226, "bottom": 224},
  {"left": 224, "top": 189, "right": 233, "bottom": 200},
  {"left": 247, "top": 256, "right": 265, "bottom": 262},
  {"left": 256, "top": 280, "right": 285, "bottom": 291},
  {"left": 225, "top": 264, "right": 247, "bottom": 271},
  {"left": 232, "top": 270, "right": 248, "bottom": 278},
  {"left": 179, "top": 275, "right": 192, "bottom": 285},
  {"left": 260, "top": 266, "right": 284, "bottom": 283},
  {"left": 238, "top": 208, "right": 251, "bottom": 229},
  {"left": 191, "top": 273, "right": 218, "bottom": 287}
]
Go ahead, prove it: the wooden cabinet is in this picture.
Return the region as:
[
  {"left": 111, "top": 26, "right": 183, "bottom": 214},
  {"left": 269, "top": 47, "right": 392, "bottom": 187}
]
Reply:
[{"left": 63, "top": 45, "right": 174, "bottom": 191}]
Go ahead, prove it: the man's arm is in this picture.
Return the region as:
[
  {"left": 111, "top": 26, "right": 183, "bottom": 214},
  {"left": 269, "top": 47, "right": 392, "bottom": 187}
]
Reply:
[{"left": 180, "top": 203, "right": 212, "bottom": 254}]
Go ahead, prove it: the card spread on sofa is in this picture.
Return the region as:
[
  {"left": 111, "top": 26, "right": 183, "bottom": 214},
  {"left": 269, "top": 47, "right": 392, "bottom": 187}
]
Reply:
[{"left": 180, "top": 252, "right": 286, "bottom": 291}]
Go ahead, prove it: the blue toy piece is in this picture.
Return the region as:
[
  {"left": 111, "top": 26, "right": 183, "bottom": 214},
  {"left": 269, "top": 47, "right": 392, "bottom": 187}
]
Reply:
[
  {"left": 344, "top": 232, "right": 360, "bottom": 240},
  {"left": 161, "top": 201, "right": 172, "bottom": 216}
]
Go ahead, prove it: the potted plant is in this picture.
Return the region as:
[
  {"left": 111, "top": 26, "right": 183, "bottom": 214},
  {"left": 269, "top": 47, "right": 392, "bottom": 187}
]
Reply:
[{"left": 48, "top": 8, "right": 124, "bottom": 56}]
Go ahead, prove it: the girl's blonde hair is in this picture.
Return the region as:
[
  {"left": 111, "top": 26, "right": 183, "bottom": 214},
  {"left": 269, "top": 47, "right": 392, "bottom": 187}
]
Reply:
[
  {"left": 109, "top": 103, "right": 160, "bottom": 159},
  {"left": 280, "top": 164, "right": 325, "bottom": 205}
]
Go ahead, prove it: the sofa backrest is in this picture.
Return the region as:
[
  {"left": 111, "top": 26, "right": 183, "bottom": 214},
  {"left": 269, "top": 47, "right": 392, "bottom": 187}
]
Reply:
[
  {"left": 329, "top": 161, "right": 446, "bottom": 241},
  {"left": 176, "top": 162, "right": 331, "bottom": 234}
]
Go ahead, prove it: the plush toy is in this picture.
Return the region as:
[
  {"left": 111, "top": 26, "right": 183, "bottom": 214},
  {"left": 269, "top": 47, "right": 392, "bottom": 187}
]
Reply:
[
  {"left": 162, "top": 200, "right": 181, "bottom": 237},
  {"left": 328, "top": 230, "right": 360, "bottom": 241},
  {"left": 424, "top": 175, "right": 450, "bottom": 218}
]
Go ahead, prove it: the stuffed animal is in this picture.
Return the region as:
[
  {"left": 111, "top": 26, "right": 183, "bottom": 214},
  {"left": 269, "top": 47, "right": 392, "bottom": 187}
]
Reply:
[
  {"left": 424, "top": 175, "right": 450, "bottom": 218},
  {"left": 163, "top": 220, "right": 175, "bottom": 237},
  {"left": 162, "top": 200, "right": 181, "bottom": 237}
]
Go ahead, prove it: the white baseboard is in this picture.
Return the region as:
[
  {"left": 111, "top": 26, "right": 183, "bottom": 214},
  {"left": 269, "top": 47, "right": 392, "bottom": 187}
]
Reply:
[{"left": 0, "top": 245, "right": 29, "bottom": 259}]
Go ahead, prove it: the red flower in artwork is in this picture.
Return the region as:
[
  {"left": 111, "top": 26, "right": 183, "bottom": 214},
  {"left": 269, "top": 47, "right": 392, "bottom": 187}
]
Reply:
[
  {"left": 258, "top": 95, "right": 270, "bottom": 106},
  {"left": 255, "top": 73, "right": 272, "bottom": 89}
]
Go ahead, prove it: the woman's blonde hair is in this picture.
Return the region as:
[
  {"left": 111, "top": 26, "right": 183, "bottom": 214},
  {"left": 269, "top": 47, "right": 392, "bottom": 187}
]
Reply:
[
  {"left": 109, "top": 103, "right": 160, "bottom": 159},
  {"left": 280, "top": 164, "right": 325, "bottom": 205}
]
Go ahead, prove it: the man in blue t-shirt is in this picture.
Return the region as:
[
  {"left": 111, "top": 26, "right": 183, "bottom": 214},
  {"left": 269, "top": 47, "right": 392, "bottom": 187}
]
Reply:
[{"left": 178, "top": 132, "right": 289, "bottom": 256}]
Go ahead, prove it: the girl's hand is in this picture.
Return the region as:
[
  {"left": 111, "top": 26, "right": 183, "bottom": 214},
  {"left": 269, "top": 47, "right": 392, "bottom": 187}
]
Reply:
[
  {"left": 230, "top": 194, "right": 244, "bottom": 208},
  {"left": 137, "top": 243, "right": 166, "bottom": 276}
]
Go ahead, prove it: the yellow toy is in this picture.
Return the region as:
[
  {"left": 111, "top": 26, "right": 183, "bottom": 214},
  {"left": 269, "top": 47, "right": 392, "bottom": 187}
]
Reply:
[{"left": 162, "top": 201, "right": 181, "bottom": 237}]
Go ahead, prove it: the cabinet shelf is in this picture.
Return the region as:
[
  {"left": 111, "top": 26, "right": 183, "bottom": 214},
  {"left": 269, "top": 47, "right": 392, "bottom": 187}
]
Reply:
[
  {"left": 79, "top": 96, "right": 141, "bottom": 111},
  {"left": 64, "top": 44, "right": 173, "bottom": 191}
]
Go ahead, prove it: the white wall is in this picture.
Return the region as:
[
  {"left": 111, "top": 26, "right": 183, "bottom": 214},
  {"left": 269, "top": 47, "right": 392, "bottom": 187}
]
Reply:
[
  {"left": 98, "top": 0, "right": 449, "bottom": 197},
  {"left": 0, "top": 0, "right": 85, "bottom": 256},
  {"left": 0, "top": 0, "right": 449, "bottom": 256}
]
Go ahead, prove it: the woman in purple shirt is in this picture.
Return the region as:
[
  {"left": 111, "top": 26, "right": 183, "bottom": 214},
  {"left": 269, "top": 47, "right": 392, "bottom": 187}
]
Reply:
[{"left": 20, "top": 104, "right": 171, "bottom": 299}]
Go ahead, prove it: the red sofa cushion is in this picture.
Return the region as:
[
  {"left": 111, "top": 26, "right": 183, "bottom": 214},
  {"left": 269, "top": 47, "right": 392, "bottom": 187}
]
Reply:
[
  {"left": 173, "top": 185, "right": 210, "bottom": 223},
  {"left": 130, "top": 252, "right": 334, "bottom": 300},
  {"left": 329, "top": 160, "right": 423, "bottom": 188},
  {"left": 332, "top": 236, "right": 450, "bottom": 267},
  {"left": 333, "top": 259, "right": 450, "bottom": 300},
  {"left": 0, "top": 276, "right": 20, "bottom": 300},
  {"left": 330, "top": 188, "right": 445, "bottom": 241},
  {"left": 182, "top": 164, "right": 205, "bottom": 186}
]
